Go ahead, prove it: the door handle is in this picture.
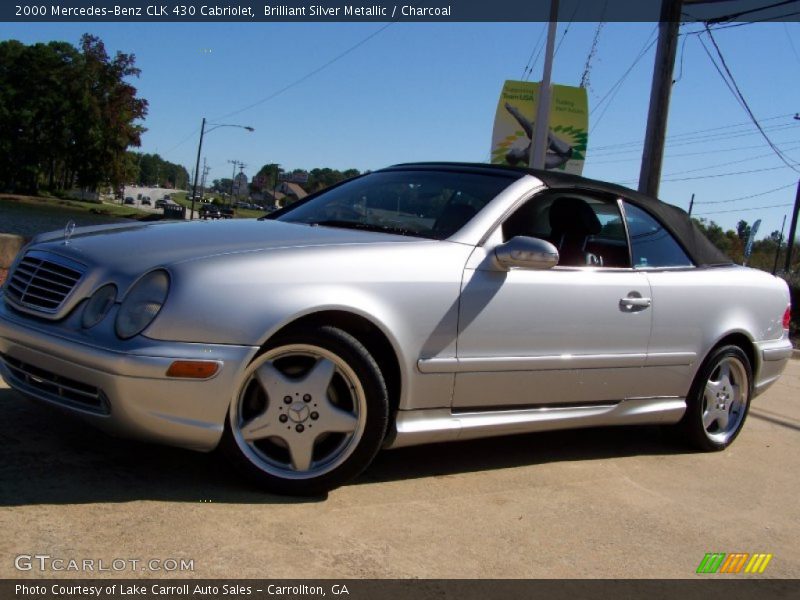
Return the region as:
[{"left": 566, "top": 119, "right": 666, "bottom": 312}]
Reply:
[{"left": 619, "top": 296, "right": 652, "bottom": 311}]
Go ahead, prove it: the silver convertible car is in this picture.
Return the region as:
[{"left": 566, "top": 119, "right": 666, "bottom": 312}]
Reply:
[{"left": 0, "top": 163, "right": 793, "bottom": 494}]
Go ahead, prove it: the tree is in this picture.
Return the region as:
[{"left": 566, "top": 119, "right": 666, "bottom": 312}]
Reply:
[
  {"left": 211, "top": 178, "right": 233, "bottom": 194},
  {"left": 0, "top": 35, "right": 147, "bottom": 194},
  {"left": 127, "top": 152, "right": 189, "bottom": 189},
  {"left": 254, "top": 163, "right": 282, "bottom": 191},
  {"left": 736, "top": 220, "right": 751, "bottom": 242}
]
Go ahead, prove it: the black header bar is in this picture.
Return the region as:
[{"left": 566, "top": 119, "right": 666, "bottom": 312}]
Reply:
[{"left": 3, "top": 0, "right": 800, "bottom": 23}]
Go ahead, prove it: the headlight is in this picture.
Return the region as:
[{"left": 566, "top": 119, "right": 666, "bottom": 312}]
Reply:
[
  {"left": 115, "top": 270, "right": 170, "bottom": 339},
  {"left": 81, "top": 284, "right": 117, "bottom": 329}
]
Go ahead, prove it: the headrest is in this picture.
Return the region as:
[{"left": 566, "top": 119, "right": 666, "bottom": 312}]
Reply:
[{"left": 549, "top": 196, "right": 602, "bottom": 236}]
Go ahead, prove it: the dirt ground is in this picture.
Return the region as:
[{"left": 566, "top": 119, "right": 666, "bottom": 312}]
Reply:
[{"left": 1, "top": 361, "right": 798, "bottom": 579}]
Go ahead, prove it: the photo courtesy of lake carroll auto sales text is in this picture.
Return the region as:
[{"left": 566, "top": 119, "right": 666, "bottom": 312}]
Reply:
[
  {"left": 15, "top": 583, "right": 351, "bottom": 596},
  {"left": 0, "top": 0, "right": 799, "bottom": 597}
]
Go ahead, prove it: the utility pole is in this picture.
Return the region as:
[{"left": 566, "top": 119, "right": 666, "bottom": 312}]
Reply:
[
  {"left": 200, "top": 158, "right": 210, "bottom": 200},
  {"left": 772, "top": 215, "right": 787, "bottom": 275},
  {"left": 784, "top": 180, "right": 800, "bottom": 274},
  {"left": 228, "top": 159, "right": 239, "bottom": 207},
  {"left": 529, "top": 0, "right": 559, "bottom": 170},
  {"left": 688, "top": 193, "right": 695, "bottom": 216},
  {"left": 638, "top": 0, "right": 683, "bottom": 198},
  {"left": 190, "top": 117, "right": 206, "bottom": 221}
]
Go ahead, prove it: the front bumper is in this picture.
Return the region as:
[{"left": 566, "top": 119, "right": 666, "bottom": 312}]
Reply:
[{"left": 0, "top": 298, "right": 258, "bottom": 451}]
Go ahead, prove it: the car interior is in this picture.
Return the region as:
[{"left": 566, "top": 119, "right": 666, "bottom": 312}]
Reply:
[{"left": 502, "top": 191, "right": 631, "bottom": 268}]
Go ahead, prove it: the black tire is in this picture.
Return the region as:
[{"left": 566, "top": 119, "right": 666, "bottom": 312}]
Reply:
[
  {"left": 221, "top": 325, "right": 388, "bottom": 495},
  {"left": 677, "top": 344, "right": 752, "bottom": 452}
]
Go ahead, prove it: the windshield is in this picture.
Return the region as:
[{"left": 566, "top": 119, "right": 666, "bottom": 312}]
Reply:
[{"left": 270, "top": 170, "right": 517, "bottom": 240}]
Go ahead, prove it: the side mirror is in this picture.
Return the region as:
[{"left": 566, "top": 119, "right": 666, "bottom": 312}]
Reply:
[{"left": 494, "top": 236, "right": 559, "bottom": 270}]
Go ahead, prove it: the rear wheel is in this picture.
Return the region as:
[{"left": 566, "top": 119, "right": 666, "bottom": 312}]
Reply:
[
  {"left": 678, "top": 345, "right": 752, "bottom": 451},
  {"left": 221, "top": 325, "right": 388, "bottom": 495}
]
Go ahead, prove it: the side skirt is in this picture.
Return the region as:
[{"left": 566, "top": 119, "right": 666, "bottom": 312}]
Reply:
[{"left": 385, "top": 397, "right": 686, "bottom": 449}]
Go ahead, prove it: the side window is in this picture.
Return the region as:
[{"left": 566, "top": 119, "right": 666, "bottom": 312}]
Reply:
[
  {"left": 501, "top": 192, "right": 630, "bottom": 268},
  {"left": 623, "top": 202, "right": 693, "bottom": 268}
]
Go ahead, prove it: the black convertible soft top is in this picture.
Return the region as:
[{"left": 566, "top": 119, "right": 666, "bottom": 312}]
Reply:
[{"left": 387, "top": 162, "right": 733, "bottom": 267}]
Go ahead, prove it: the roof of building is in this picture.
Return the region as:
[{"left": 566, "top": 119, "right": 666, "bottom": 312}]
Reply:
[{"left": 279, "top": 181, "right": 308, "bottom": 199}]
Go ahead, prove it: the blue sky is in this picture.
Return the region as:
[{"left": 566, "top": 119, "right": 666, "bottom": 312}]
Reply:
[{"left": 3, "top": 20, "right": 799, "bottom": 236}]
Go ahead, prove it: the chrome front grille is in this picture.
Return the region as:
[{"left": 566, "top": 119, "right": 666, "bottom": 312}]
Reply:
[
  {"left": 4, "top": 251, "right": 85, "bottom": 313},
  {"left": 0, "top": 353, "right": 109, "bottom": 414}
]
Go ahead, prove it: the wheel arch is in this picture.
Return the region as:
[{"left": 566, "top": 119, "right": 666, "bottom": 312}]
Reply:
[
  {"left": 265, "top": 310, "right": 404, "bottom": 416},
  {"left": 704, "top": 330, "right": 757, "bottom": 382}
]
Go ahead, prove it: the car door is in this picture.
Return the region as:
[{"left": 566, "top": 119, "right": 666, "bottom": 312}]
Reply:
[
  {"left": 452, "top": 190, "right": 654, "bottom": 409},
  {"left": 621, "top": 200, "right": 702, "bottom": 399}
]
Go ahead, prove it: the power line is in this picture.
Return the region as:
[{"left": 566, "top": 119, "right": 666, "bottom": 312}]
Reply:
[
  {"left": 161, "top": 126, "right": 201, "bottom": 159},
  {"left": 784, "top": 22, "right": 800, "bottom": 67},
  {"left": 694, "top": 182, "right": 798, "bottom": 205},
  {"left": 682, "top": 9, "right": 800, "bottom": 33},
  {"left": 211, "top": 22, "right": 395, "bottom": 122},
  {"left": 695, "top": 202, "right": 793, "bottom": 216},
  {"left": 662, "top": 164, "right": 788, "bottom": 182},
  {"left": 660, "top": 147, "right": 800, "bottom": 178},
  {"left": 591, "top": 113, "right": 795, "bottom": 150},
  {"left": 553, "top": 0, "right": 582, "bottom": 59},
  {"left": 591, "top": 118, "right": 799, "bottom": 154},
  {"left": 703, "top": 25, "right": 800, "bottom": 173},
  {"left": 589, "top": 26, "right": 658, "bottom": 135},
  {"left": 673, "top": 26, "right": 691, "bottom": 85},
  {"left": 591, "top": 141, "right": 800, "bottom": 164},
  {"left": 618, "top": 164, "right": 789, "bottom": 185},
  {"left": 521, "top": 24, "right": 547, "bottom": 80},
  {"left": 590, "top": 25, "right": 657, "bottom": 115},
  {"left": 705, "top": 0, "right": 800, "bottom": 24}
]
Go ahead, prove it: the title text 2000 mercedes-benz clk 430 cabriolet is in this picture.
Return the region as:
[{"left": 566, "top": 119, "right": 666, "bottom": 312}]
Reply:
[{"left": 0, "top": 163, "right": 793, "bottom": 494}]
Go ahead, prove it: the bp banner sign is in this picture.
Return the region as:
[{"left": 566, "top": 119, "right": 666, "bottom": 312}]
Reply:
[{"left": 491, "top": 80, "right": 588, "bottom": 175}]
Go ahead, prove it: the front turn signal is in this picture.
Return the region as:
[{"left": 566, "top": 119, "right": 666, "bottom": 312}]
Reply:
[{"left": 166, "top": 361, "right": 220, "bottom": 379}]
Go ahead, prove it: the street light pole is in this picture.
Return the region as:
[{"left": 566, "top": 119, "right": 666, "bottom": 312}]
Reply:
[
  {"left": 190, "top": 117, "right": 206, "bottom": 221},
  {"left": 189, "top": 120, "right": 254, "bottom": 220}
]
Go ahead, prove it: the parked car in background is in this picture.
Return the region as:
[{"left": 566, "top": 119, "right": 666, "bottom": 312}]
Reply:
[
  {"left": 155, "top": 199, "right": 167, "bottom": 209},
  {"left": 141, "top": 197, "right": 151, "bottom": 206},
  {"left": 0, "top": 163, "right": 792, "bottom": 495},
  {"left": 221, "top": 207, "right": 235, "bottom": 219},
  {"left": 124, "top": 197, "right": 134, "bottom": 205},
  {"left": 200, "top": 204, "right": 222, "bottom": 219}
]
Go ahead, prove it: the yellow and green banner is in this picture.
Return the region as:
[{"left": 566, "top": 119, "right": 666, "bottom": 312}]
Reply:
[{"left": 491, "top": 80, "right": 588, "bottom": 175}]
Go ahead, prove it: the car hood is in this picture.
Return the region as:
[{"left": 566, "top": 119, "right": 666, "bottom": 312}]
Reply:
[{"left": 30, "top": 218, "right": 420, "bottom": 272}]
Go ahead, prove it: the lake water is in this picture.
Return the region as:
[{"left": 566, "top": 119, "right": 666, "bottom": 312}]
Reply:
[{"left": 0, "top": 200, "right": 128, "bottom": 238}]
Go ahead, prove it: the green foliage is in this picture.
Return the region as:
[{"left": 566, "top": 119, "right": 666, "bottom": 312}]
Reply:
[
  {"left": 306, "top": 167, "right": 361, "bottom": 192},
  {"left": 0, "top": 35, "right": 147, "bottom": 194},
  {"left": 128, "top": 152, "right": 189, "bottom": 189},
  {"left": 211, "top": 178, "right": 233, "bottom": 194}
]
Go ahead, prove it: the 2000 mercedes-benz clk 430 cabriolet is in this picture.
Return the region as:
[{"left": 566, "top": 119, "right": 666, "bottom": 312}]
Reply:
[{"left": 0, "top": 163, "right": 793, "bottom": 494}]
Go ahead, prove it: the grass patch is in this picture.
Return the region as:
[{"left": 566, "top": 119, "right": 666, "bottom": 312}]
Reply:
[{"left": 1, "top": 193, "right": 151, "bottom": 219}]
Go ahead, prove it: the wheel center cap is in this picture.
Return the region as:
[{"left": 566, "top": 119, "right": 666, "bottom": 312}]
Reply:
[{"left": 288, "top": 402, "right": 310, "bottom": 423}]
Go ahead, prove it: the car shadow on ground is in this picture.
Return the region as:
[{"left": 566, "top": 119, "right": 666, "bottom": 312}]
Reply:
[
  {"left": 1, "top": 387, "right": 688, "bottom": 506},
  {"left": 359, "top": 423, "right": 685, "bottom": 486}
]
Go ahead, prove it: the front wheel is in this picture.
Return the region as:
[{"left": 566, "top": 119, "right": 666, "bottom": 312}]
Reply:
[
  {"left": 221, "top": 326, "right": 388, "bottom": 495},
  {"left": 678, "top": 345, "right": 752, "bottom": 451}
]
